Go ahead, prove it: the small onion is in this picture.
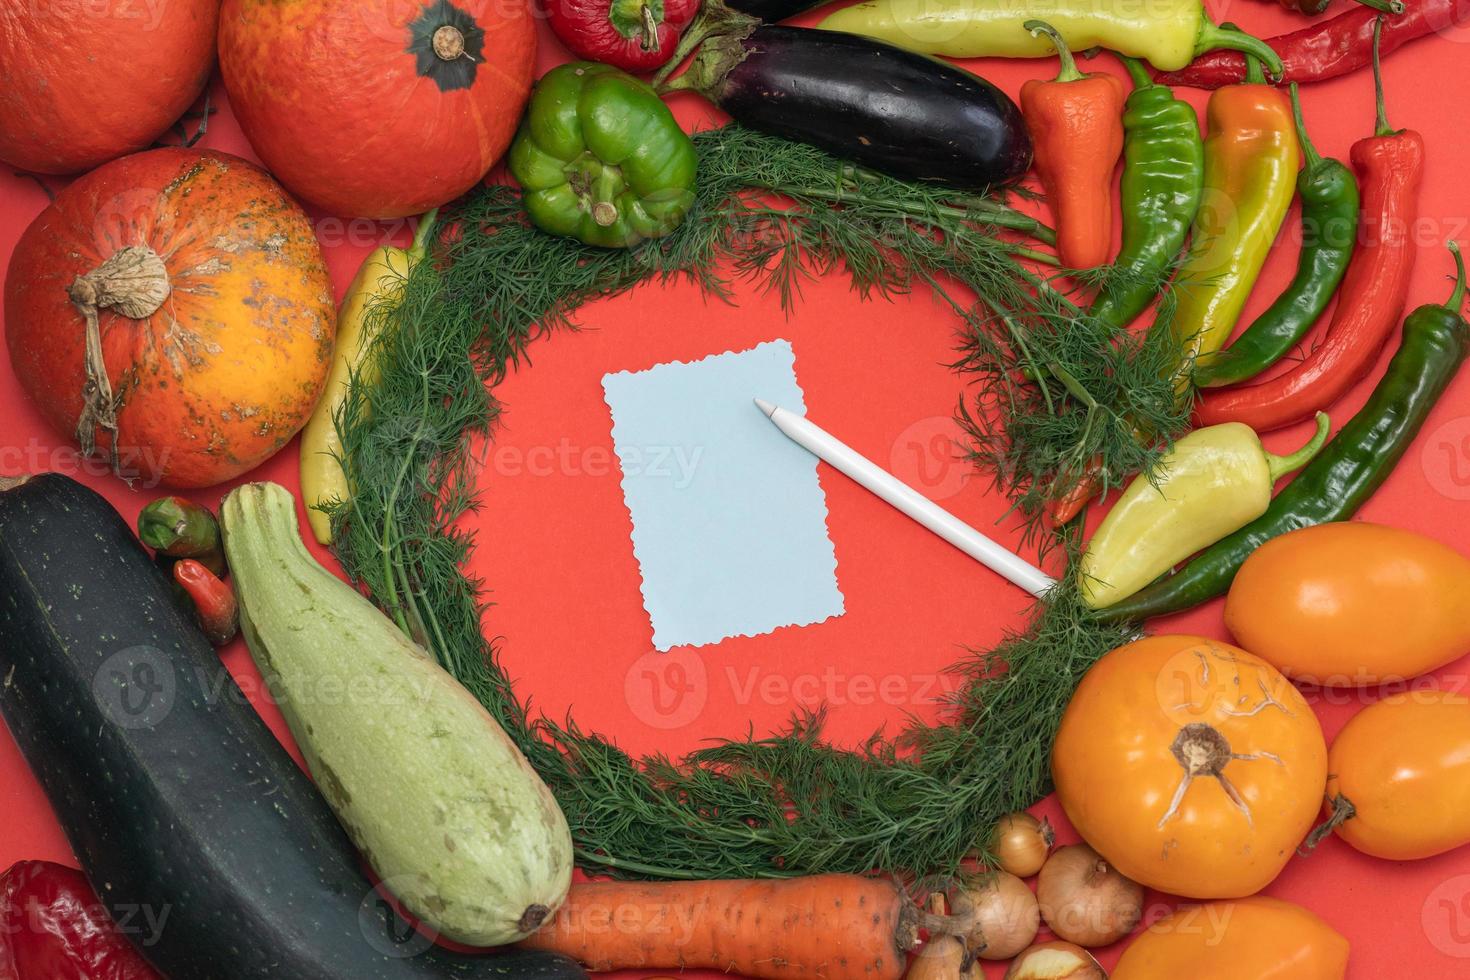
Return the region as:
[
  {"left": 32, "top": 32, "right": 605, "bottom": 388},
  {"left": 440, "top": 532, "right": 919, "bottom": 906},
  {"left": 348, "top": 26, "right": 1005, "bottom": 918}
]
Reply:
[
  {"left": 1036, "top": 844, "right": 1144, "bottom": 947},
  {"left": 907, "top": 934, "right": 978, "bottom": 980},
  {"left": 1003, "top": 941, "right": 1107, "bottom": 979},
  {"left": 991, "top": 812, "right": 1055, "bottom": 878},
  {"left": 953, "top": 871, "right": 1040, "bottom": 961}
]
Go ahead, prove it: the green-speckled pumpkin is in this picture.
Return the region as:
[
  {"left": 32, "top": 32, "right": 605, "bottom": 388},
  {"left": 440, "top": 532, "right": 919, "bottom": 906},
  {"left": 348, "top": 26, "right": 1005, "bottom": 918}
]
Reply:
[{"left": 4, "top": 148, "right": 336, "bottom": 488}]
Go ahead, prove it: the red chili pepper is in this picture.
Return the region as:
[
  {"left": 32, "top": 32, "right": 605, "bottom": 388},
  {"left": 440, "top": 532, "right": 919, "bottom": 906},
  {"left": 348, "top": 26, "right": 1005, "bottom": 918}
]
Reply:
[
  {"left": 1263, "top": 0, "right": 1402, "bottom": 18},
  {"left": 545, "top": 0, "right": 700, "bottom": 73},
  {"left": 173, "top": 558, "right": 240, "bottom": 647},
  {"left": 1047, "top": 459, "right": 1101, "bottom": 526},
  {"left": 1196, "top": 20, "right": 1423, "bottom": 433},
  {"left": 0, "top": 861, "right": 162, "bottom": 980},
  {"left": 1156, "top": 0, "right": 1470, "bottom": 90}
]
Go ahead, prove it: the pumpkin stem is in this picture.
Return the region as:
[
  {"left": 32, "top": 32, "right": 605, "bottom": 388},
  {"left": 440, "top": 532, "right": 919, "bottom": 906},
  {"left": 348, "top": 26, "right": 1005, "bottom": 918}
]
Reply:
[
  {"left": 66, "top": 245, "right": 171, "bottom": 476},
  {"left": 432, "top": 25, "right": 469, "bottom": 61}
]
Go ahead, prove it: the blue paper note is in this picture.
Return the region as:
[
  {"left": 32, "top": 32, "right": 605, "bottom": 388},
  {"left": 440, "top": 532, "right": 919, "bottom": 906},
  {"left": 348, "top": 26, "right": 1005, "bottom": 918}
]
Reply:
[{"left": 602, "top": 340, "right": 844, "bottom": 651}]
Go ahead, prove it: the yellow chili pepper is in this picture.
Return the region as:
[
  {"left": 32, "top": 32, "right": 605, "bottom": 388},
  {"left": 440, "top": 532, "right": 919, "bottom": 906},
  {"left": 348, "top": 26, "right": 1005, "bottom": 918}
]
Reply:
[
  {"left": 816, "top": 0, "right": 1284, "bottom": 74},
  {"left": 1080, "top": 413, "right": 1329, "bottom": 609},
  {"left": 1169, "top": 56, "right": 1300, "bottom": 371},
  {"left": 299, "top": 210, "right": 437, "bottom": 545}
]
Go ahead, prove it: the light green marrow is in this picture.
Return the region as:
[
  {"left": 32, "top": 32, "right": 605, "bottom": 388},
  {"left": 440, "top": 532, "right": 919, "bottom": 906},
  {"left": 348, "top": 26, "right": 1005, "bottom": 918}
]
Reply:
[{"left": 220, "top": 482, "right": 573, "bottom": 946}]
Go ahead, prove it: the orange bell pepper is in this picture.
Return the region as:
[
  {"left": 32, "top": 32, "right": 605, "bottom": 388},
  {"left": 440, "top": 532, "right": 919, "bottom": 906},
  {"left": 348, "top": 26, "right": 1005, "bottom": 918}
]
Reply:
[
  {"left": 1113, "top": 897, "right": 1349, "bottom": 979},
  {"left": 1020, "top": 21, "right": 1125, "bottom": 270}
]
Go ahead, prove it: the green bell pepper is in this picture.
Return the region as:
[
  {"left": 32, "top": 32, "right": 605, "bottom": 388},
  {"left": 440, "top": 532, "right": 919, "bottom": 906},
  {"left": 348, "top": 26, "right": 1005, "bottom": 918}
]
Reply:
[{"left": 509, "top": 62, "right": 697, "bottom": 249}]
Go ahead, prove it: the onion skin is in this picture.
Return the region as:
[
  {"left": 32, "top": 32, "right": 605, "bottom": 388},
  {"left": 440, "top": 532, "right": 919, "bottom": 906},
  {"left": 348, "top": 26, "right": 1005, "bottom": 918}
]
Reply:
[
  {"left": 954, "top": 872, "right": 1039, "bottom": 961},
  {"left": 1004, "top": 942, "right": 1107, "bottom": 979},
  {"left": 1036, "top": 845, "right": 1143, "bottom": 948}
]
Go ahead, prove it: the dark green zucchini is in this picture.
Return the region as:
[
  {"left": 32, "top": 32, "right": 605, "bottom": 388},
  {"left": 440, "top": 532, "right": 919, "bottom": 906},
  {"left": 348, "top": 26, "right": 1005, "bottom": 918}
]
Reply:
[{"left": 0, "top": 473, "right": 586, "bottom": 980}]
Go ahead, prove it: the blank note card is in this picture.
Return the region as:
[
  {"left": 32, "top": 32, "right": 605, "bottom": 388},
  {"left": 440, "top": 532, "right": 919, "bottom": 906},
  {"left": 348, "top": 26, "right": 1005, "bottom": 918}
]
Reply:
[{"left": 602, "top": 340, "right": 844, "bottom": 651}]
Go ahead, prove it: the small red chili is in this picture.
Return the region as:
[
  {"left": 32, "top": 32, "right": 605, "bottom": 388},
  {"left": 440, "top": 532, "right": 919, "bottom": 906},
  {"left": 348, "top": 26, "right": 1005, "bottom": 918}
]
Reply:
[{"left": 173, "top": 558, "right": 240, "bottom": 648}]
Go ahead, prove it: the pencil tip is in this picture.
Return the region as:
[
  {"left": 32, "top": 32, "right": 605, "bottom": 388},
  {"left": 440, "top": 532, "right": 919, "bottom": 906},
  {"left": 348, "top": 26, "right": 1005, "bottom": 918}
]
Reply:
[{"left": 753, "top": 398, "right": 777, "bottom": 418}]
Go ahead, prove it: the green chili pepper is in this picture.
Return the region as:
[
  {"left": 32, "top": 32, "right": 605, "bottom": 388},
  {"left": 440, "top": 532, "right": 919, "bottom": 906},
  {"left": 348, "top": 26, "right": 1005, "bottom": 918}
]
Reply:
[
  {"left": 509, "top": 62, "right": 698, "bottom": 249},
  {"left": 1101, "top": 242, "right": 1470, "bottom": 623},
  {"left": 1194, "top": 85, "right": 1360, "bottom": 388},
  {"left": 1089, "top": 57, "right": 1204, "bottom": 332}
]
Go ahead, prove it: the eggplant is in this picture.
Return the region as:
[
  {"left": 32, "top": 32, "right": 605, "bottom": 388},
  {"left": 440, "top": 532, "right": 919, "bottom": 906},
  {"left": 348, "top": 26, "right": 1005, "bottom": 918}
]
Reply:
[
  {"left": 672, "top": 24, "right": 1032, "bottom": 189},
  {"left": 725, "top": 0, "right": 825, "bottom": 22},
  {"left": 0, "top": 473, "right": 586, "bottom": 980}
]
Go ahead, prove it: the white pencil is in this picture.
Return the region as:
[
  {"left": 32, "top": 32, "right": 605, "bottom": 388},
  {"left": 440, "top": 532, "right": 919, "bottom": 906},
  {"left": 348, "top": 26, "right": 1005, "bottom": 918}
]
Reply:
[{"left": 754, "top": 399, "right": 1055, "bottom": 598}]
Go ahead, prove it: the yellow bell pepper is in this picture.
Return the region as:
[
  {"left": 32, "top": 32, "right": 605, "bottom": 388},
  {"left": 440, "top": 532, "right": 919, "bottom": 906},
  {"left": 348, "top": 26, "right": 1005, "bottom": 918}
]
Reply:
[
  {"left": 816, "top": 0, "right": 1283, "bottom": 74},
  {"left": 1081, "top": 414, "right": 1330, "bottom": 610},
  {"left": 299, "top": 211, "right": 437, "bottom": 545}
]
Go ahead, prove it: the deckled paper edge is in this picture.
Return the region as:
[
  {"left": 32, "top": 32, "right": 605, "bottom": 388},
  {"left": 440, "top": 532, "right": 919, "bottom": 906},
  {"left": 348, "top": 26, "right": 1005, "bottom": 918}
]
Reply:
[{"left": 602, "top": 339, "right": 845, "bottom": 652}]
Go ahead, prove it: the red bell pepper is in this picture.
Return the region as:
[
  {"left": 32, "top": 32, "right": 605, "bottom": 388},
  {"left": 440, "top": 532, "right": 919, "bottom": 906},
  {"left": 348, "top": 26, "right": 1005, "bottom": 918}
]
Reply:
[
  {"left": 0, "top": 861, "right": 162, "bottom": 980},
  {"left": 545, "top": 0, "right": 700, "bottom": 73}
]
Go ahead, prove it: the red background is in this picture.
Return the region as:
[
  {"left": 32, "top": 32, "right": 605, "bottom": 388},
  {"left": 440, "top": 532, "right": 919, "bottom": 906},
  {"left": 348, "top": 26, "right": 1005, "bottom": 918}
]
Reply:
[{"left": 5, "top": 2, "right": 1470, "bottom": 975}]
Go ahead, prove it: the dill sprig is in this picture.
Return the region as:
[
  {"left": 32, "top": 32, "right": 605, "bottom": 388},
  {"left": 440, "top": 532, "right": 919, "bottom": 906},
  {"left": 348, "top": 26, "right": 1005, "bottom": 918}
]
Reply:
[{"left": 330, "top": 125, "right": 1157, "bottom": 880}]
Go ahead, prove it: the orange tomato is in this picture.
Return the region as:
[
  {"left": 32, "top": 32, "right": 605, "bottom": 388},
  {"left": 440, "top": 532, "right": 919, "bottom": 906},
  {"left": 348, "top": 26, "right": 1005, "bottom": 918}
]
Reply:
[
  {"left": 1225, "top": 522, "right": 1470, "bottom": 687},
  {"left": 1321, "top": 690, "right": 1470, "bottom": 860},
  {"left": 1052, "top": 635, "right": 1327, "bottom": 899},
  {"left": 1112, "top": 897, "right": 1349, "bottom": 979}
]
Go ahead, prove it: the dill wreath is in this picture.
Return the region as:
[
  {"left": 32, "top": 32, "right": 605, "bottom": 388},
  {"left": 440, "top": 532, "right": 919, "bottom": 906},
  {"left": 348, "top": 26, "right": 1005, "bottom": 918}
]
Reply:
[{"left": 327, "top": 125, "right": 1180, "bottom": 880}]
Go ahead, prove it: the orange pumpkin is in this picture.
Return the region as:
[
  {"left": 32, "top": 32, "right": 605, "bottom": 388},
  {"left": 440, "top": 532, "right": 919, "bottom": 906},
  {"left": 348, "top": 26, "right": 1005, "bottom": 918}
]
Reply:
[
  {"left": 218, "top": 0, "right": 536, "bottom": 219},
  {"left": 1112, "top": 897, "right": 1349, "bottom": 979},
  {"left": 1226, "top": 522, "right": 1470, "bottom": 687},
  {"left": 1052, "top": 635, "right": 1327, "bottom": 899},
  {"left": 0, "top": 0, "right": 217, "bottom": 175},
  {"left": 4, "top": 148, "right": 335, "bottom": 489},
  {"left": 1320, "top": 690, "right": 1470, "bottom": 860}
]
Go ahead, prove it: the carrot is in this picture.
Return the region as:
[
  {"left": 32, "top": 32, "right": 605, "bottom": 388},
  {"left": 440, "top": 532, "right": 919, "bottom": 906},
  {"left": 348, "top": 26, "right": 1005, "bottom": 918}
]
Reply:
[{"left": 517, "top": 875, "right": 924, "bottom": 980}]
